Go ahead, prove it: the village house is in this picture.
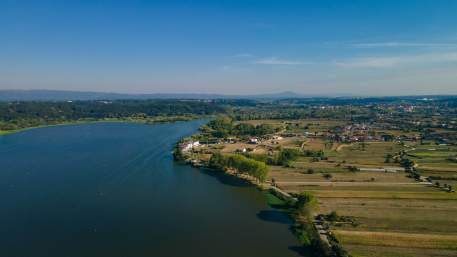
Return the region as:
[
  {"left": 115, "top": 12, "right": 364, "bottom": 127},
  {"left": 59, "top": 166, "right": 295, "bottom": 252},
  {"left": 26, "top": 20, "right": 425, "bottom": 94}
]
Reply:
[
  {"left": 249, "top": 137, "right": 259, "bottom": 144},
  {"left": 181, "top": 141, "right": 200, "bottom": 152}
]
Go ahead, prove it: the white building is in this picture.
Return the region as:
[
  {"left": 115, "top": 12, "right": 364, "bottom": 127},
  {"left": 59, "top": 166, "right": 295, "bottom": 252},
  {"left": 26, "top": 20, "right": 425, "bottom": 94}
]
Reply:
[
  {"left": 249, "top": 138, "right": 259, "bottom": 144},
  {"left": 182, "top": 141, "right": 200, "bottom": 151}
]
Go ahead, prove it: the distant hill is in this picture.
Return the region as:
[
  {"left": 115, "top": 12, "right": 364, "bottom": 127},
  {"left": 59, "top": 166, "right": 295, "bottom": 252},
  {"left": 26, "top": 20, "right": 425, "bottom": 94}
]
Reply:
[
  {"left": 0, "top": 90, "right": 311, "bottom": 101},
  {"left": 1, "top": 89, "right": 455, "bottom": 102}
]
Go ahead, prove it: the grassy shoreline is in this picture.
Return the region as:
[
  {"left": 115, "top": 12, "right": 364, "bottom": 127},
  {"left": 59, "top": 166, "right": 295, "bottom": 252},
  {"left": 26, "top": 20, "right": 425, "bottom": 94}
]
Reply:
[{"left": 0, "top": 115, "right": 204, "bottom": 136}]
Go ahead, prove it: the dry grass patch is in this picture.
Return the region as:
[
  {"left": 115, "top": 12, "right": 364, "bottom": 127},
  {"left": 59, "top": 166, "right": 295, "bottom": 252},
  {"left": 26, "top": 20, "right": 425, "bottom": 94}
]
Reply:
[
  {"left": 300, "top": 184, "right": 436, "bottom": 192},
  {"left": 301, "top": 138, "right": 328, "bottom": 151},
  {"left": 345, "top": 244, "right": 457, "bottom": 257},
  {"left": 273, "top": 171, "right": 414, "bottom": 183},
  {"left": 334, "top": 230, "right": 457, "bottom": 250},
  {"left": 419, "top": 164, "right": 457, "bottom": 172},
  {"left": 318, "top": 198, "right": 457, "bottom": 214},
  {"left": 220, "top": 142, "right": 268, "bottom": 153},
  {"left": 308, "top": 190, "right": 457, "bottom": 200}
]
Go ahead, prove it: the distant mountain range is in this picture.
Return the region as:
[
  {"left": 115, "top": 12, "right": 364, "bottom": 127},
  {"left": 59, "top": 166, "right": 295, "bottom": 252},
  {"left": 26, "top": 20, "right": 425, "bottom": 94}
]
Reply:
[
  {"left": 0, "top": 90, "right": 325, "bottom": 101},
  {"left": 1, "top": 89, "right": 454, "bottom": 102}
]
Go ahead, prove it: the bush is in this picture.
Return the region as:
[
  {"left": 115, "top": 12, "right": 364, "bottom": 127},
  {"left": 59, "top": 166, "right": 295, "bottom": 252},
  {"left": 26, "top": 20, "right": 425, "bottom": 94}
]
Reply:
[
  {"left": 327, "top": 211, "right": 339, "bottom": 222},
  {"left": 277, "top": 148, "right": 302, "bottom": 166},
  {"left": 292, "top": 222, "right": 314, "bottom": 246},
  {"left": 323, "top": 173, "right": 333, "bottom": 180},
  {"left": 297, "top": 192, "right": 317, "bottom": 216},
  {"left": 347, "top": 166, "right": 358, "bottom": 172}
]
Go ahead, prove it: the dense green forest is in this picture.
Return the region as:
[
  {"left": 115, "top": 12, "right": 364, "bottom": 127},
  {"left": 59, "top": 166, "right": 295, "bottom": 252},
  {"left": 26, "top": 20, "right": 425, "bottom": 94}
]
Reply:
[{"left": 0, "top": 100, "right": 226, "bottom": 131}]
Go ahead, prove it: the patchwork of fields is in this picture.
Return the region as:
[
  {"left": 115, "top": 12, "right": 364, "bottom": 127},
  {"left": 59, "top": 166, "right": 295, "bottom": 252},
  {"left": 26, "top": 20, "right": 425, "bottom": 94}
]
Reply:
[
  {"left": 190, "top": 116, "right": 457, "bottom": 257},
  {"left": 268, "top": 140, "right": 457, "bottom": 257}
]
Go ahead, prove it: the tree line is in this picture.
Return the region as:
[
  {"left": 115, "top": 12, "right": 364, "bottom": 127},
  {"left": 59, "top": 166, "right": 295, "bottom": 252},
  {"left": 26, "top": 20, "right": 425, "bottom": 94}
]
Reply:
[
  {"left": 0, "top": 100, "right": 226, "bottom": 130},
  {"left": 209, "top": 153, "right": 269, "bottom": 182},
  {"left": 204, "top": 116, "right": 279, "bottom": 138},
  {"left": 244, "top": 148, "right": 325, "bottom": 167}
]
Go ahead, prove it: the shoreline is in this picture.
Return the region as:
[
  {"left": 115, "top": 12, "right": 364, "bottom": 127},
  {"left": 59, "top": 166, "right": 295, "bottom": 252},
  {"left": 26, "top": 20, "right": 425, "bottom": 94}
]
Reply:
[
  {"left": 0, "top": 115, "right": 204, "bottom": 136},
  {"left": 174, "top": 142, "right": 333, "bottom": 257}
]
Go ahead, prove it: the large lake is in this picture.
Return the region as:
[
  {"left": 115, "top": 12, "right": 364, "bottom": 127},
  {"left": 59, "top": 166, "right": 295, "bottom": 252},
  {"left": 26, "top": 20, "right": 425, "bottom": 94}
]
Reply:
[{"left": 0, "top": 121, "right": 302, "bottom": 257}]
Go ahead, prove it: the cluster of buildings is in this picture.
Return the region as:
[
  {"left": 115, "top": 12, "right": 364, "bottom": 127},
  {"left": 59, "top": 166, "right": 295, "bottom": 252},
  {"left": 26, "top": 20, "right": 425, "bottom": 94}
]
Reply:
[
  {"left": 180, "top": 141, "right": 200, "bottom": 152},
  {"left": 320, "top": 123, "right": 375, "bottom": 143}
]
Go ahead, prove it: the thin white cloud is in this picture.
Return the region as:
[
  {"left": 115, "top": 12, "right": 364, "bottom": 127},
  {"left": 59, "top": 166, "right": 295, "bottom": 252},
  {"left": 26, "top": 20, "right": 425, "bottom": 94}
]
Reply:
[
  {"left": 220, "top": 65, "right": 249, "bottom": 72},
  {"left": 350, "top": 42, "right": 457, "bottom": 48},
  {"left": 335, "top": 52, "right": 457, "bottom": 68},
  {"left": 335, "top": 57, "right": 402, "bottom": 68},
  {"left": 254, "top": 57, "right": 308, "bottom": 65},
  {"left": 232, "top": 53, "right": 254, "bottom": 58}
]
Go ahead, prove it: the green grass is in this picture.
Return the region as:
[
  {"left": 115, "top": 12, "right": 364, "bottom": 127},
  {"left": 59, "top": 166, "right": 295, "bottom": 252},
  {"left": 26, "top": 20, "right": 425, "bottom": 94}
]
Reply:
[
  {"left": 264, "top": 191, "right": 288, "bottom": 207},
  {"left": 413, "top": 151, "right": 454, "bottom": 158},
  {"left": 334, "top": 142, "right": 405, "bottom": 165},
  {"left": 0, "top": 129, "right": 22, "bottom": 135}
]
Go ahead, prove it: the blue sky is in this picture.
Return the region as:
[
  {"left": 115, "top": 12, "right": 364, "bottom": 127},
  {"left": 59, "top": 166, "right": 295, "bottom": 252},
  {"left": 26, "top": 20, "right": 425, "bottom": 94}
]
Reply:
[{"left": 1, "top": 0, "right": 457, "bottom": 95}]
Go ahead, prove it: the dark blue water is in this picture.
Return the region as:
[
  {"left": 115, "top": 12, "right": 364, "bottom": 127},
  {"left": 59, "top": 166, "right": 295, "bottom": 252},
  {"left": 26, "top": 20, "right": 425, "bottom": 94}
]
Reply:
[{"left": 0, "top": 121, "right": 302, "bottom": 257}]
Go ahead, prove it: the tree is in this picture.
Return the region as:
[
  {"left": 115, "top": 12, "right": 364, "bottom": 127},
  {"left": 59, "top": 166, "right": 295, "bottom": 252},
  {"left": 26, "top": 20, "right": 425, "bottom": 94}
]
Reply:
[
  {"left": 400, "top": 158, "right": 415, "bottom": 169},
  {"left": 208, "top": 152, "right": 226, "bottom": 170},
  {"left": 173, "top": 147, "right": 185, "bottom": 161},
  {"left": 271, "top": 178, "right": 276, "bottom": 187},
  {"left": 327, "top": 211, "right": 339, "bottom": 222},
  {"left": 347, "top": 166, "right": 358, "bottom": 172},
  {"left": 233, "top": 123, "right": 255, "bottom": 136},
  {"left": 254, "top": 124, "right": 277, "bottom": 135},
  {"left": 360, "top": 141, "right": 367, "bottom": 151},
  {"left": 296, "top": 192, "right": 317, "bottom": 216},
  {"left": 384, "top": 154, "right": 393, "bottom": 163},
  {"left": 323, "top": 173, "right": 333, "bottom": 180},
  {"left": 208, "top": 116, "right": 233, "bottom": 138}
]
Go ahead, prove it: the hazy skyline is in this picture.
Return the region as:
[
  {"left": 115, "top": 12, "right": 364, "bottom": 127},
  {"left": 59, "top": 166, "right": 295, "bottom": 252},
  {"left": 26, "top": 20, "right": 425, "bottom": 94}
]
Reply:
[{"left": 2, "top": 0, "right": 457, "bottom": 95}]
